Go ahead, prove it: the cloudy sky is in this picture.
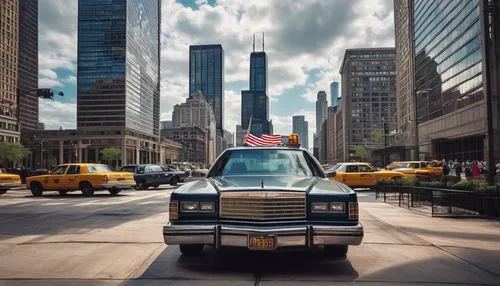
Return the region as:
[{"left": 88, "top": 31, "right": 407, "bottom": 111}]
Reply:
[{"left": 38, "top": 0, "right": 395, "bottom": 144}]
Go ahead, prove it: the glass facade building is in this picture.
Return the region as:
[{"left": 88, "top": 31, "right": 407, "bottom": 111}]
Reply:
[
  {"left": 414, "top": 0, "right": 483, "bottom": 123},
  {"left": 77, "top": 0, "right": 160, "bottom": 136},
  {"left": 189, "top": 45, "right": 224, "bottom": 131},
  {"left": 250, "top": 52, "right": 267, "bottom": 93},
  {"left": 241, "top": 90, "right": 269, "bottom": 136},
  {"left": 18, "top": 0, "right": 38, "bottom": 131},
  {"left": 292, "top": 115, "right": 309, "bottom": 150},
  {"left": 330, "top": 82, "right": 339, "bottom": 107},
  {"left": 413, "top": 0, "right": 486, "bottom": 161}
]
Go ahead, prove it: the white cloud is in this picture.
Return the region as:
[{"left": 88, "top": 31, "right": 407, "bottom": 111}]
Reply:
[
  {"left": 39, "top": 78, "right": 64, "bottom": 88},
  {"left": 62, "top": 75, "right": 77, "bottom": 84},
  {"left": 38, "top": 100, "right": 76, "bottom": 130},
  {"left": 38, "top": 0, "right": 395, "bottom": 133}
]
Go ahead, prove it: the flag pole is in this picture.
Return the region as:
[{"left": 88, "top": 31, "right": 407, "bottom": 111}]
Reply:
[{"left": 244, "top": 115, "right": 253, "bottom": 146}]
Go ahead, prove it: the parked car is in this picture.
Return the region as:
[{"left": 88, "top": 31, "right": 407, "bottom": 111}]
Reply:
[
  {"left": 0, "top": 170, "right": 22, "bottom": 195},
  {"left": 190, "top": 168, "right": 208, "bottom": 177},
  {"left": 120, "top": 164, "right": 183, "bottom": 189},
  {"left": 329, "top": 162, "right": 412, "bottom": 188},
  {"left": 392, "top": 161, "right": 443, "bottom": 178},
  {"left": 25, "top": 163, "right": 135, "bottom": 197},
  {"left": 164, "top": 146, "right": 363, "bottom": 257},
  {"left": 161, "top": 165, "right": 186, "bottom": 182}
]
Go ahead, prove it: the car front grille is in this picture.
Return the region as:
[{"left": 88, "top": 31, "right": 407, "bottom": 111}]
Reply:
[{"left": 219, "top": 191, "right": 307, "bottom": 221}]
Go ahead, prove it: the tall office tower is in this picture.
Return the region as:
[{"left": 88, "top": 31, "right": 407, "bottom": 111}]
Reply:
[
  {"left": 292, "top": 115, "right": 309, "bottom": 150},
  {"left": 189, "top": 44, "right": 224, "bottom": 132},
  {"left": 77, "top": 0, "right": 161, "bottom": 136},
  {"left": 330, "top": 82, "right": 339, "bottom": 107},
  {"left": 18, "top": 0, "right": 38, "bottom": 131},
  {"left": 339, "top": 48, "right": 397, "bottom": 161}
]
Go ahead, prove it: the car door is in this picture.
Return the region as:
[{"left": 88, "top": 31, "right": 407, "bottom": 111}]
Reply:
[
  {"left": 358, "top": 164, "right": 375, "bottom": 186},
  {"left": 46, "top": 165, "right": 68, "bottom": 190},
  {"left": 343, "top": 165, "right": 360, "bottom": 186},
  {"left": 64, "top": 165, "right": 81, "bottom": 190},
  {"left": 144, "top": 165, "right": 156, "bottom": 185},
  {"left": 156, "top": 165, "right": 171, "bottom": 185}
]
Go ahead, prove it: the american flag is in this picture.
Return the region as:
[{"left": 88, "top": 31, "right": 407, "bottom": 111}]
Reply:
[{"left": 244, "top": 133, "right": 282, "bottom": 146}]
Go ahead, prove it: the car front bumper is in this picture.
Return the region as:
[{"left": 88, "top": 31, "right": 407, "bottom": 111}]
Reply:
[
  {"left": 163, "top": 223, "right": 363, "bottom": 248},
  {"left": 0, "top": 182, "right": 23, "bottom": 190},
  {"left": 100, "top": 180, "right": 136, "bottom": 189}
]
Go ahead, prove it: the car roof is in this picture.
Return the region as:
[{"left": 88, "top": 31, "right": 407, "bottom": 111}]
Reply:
[
  {"left": 58, "top": 163, "right": 106, "bottom": 166},
  {"left": 227, "top": 146, "right": 308, "bottom": 151},
  {"left": 338, "top": 162, "right": 371, "bottom": 165}
]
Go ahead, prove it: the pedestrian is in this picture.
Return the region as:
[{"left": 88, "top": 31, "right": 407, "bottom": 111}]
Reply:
[
  {"left": 465, "top": 160, "right": 472, "bottom": 178},
  {"left": 442, "top": 159, "right": 450, "bottom": 175},
  {"left": 453, "top": 159, "right": 462, "bottom": 178},
  {"left": 472, "top": 160, "right": 480, "bottom": 177}
]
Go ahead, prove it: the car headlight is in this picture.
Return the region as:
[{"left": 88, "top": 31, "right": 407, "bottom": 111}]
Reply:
[
  {"left": 312, "top": 202, "right": 345, "bottom": 213},
  {"left": 199, "top": 201, "right": 215, "bottom": 212},
  {"left": 311, "top": 202, "right": 328, "bottom": 213},
  {"left": 179, "top": 201, "right": 216, "bottom": 213},
  {"left": 329, "top": 202, "right": 345, "bottom": 213},
  {"left": 181, "top": 201, "right": 199, "bottom": 212}
]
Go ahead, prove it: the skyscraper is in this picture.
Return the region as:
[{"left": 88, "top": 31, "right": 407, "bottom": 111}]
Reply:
[
  {"left": 241, "top": 90, "right": 269, "bottom": 136},
  {"left": 250, "top": 34, "right": 267, "bottom": 93},
  {"left": 292, "top": 115, "right": 309, "bottom": 150},
  {"left": 77, "top": 0, "right": 160, "bottom": 136},
  {"left": 339, "top": 48, "right": 397, "bottom": 162},
  {"left": 189, "top": 45, "right": 224, "bottom": 131},
  {"left": 18, "top": 0, "right": 38, "bottom": 132},
  {"left": 0, "top": 0, "right": 20, "bottom": 143},
  {"left": 330, "top": 82, "right": 339, "bottom": 107},
  {"left": 408, "top": 0, "right": 498, "bottom": 161},
  {"left": 315, "top": 91, "right": 328, "bottom": 136},
  {"left": 241, "top": 35, "right": 270, "bottom": 136}
]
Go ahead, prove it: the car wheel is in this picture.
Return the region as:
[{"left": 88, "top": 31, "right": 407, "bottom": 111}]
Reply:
[
  {"left": 80, "top": 182, "right": 94, "bottom": 197},
  {"left": 59, "top": 191, "right": 68, "bottom": 196},
  {"left": 0, "top": 190, "right": 6, "bottom": 195},
  {"left": 170, "top": 176, "right": 178, "bottom": 186},
  {"left": 30, "top": 182, "right": 43, "bottom": 197},
  {"left": 324, "top": 245, "right": 348, "bottom": 258},
  {"left": 179, "top": 244, "right": 204, "bottom": 256},
  {"left": 109, "top": 188, "right": 121, "bottom": 196},
  {"left": 137, "top": 181, "right": 147, "bottom": 190}
]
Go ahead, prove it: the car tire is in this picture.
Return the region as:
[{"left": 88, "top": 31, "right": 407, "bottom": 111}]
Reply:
[
  {"left": 59, "top": 191, "right": 68, "bottom": 196},
  {"left": 0, "top": 190, "right": 6, "bottom": 195},
  {"left": 80, "top": 182, "right": 94, "bottom": 197},
  {"left": 109, "top": 188, "right": 121, "bottom": 196},
  {"left": 137, "top": 181, "right": 147, "bottom": 190},
  {"left": 324, "top": 245, "right": 348, "bottom": 258},
  {"left": 179, "top": 244, "right": 204, "bottom": 256},
  {"left": 170, "top": 176, "right": 178, "bottom": 186},
  {"left": 30, "top": 182, "right": 43, "bottom": 197}
]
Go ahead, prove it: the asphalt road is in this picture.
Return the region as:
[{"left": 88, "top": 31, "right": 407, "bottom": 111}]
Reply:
[{"left": 0, "top": 186, "right": 499, "bottom": 286}]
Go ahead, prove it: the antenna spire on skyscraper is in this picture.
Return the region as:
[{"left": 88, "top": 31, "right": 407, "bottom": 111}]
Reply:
[
  {"left": 253, "top": 33, "right": 255, "bottom": 52},
  {"left": 262, "top": 32, "right": 265, "bottom": 51}
]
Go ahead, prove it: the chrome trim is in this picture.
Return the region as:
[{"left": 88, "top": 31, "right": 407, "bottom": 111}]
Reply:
[
  {"left": 0, "top": 182, "right": 22, "bottom": 188},
  {"left": 100, "top": 180, "right": 136, "bottom": 189},
  {"left": 219, "top": 191, "right": 307, "bottom": 221},
  {"left": 163, "top": 223, "right": 363, "bottom": 248}
]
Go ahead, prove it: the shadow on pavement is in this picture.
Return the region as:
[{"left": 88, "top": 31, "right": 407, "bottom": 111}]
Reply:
[{"left": 132, "top": 246, "right": 358, "bottom": 283}]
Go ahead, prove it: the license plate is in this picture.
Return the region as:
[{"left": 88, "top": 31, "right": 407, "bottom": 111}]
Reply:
[{"left": 248, "top": 235, "right": 276, "bottom": 250}]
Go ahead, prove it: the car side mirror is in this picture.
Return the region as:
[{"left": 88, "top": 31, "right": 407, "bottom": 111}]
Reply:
[{"left": 326, "top": 171, "right": 337, "bottom": 178}]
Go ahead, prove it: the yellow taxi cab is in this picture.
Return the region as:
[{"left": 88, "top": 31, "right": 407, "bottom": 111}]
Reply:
[
  {"left": 25, "top": 163, "right": 135, "bottom": 197},
  {"left": 391, "top": 161, "right": 443, "bottom": 177},
  {"left": 0, "top": 170, "right": 22, "bottom": 195},
  {"left": 329, "top": 162, "right": 412, "bottom": 188}
]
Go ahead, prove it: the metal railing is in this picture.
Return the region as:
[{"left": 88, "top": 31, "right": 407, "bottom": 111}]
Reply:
[{"left": 375, "top": 186, "right": 500, "bottom": 218}]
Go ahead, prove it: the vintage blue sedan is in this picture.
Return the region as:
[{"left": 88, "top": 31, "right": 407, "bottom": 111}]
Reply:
[{"left": 163, "top": 146, "right": 363, "bottom": 257}]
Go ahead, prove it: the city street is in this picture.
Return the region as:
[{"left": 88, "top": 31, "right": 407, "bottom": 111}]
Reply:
[{"left": 0, "top": 186, "right": 499, "bottom": 286}]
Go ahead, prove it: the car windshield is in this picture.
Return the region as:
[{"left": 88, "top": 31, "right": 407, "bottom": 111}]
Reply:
[
  {"left": 402, "top": 162, "right": 420, "bottom": 168},
  {"left": 330, "top": 164, "right": 342, "bottom": 171},
  {"left": 210, "top": 149, "right": 317, "bottom": 177},
  {"left": 87, "top": 165, "right": 112, "bottom": 173}
]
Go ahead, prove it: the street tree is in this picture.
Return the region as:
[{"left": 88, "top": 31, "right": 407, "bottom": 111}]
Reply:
[
  {"left": 100, "top": 147, "right": 121, "bottom": 169},
  {"left": 0, "top": 142, "right": 31, "bottom": 167},
  {"left": 354, "top": 145, "right": 372, "bottom": 162}
]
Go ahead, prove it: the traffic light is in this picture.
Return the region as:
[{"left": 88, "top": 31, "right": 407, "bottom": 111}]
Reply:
[{"left": 36, "top": 89, "right": 64, "bottom": 100}]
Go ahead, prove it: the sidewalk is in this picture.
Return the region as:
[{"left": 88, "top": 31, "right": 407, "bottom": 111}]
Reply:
[{"left": 360, "top": 200, "right": 500, "bottom": 277}]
